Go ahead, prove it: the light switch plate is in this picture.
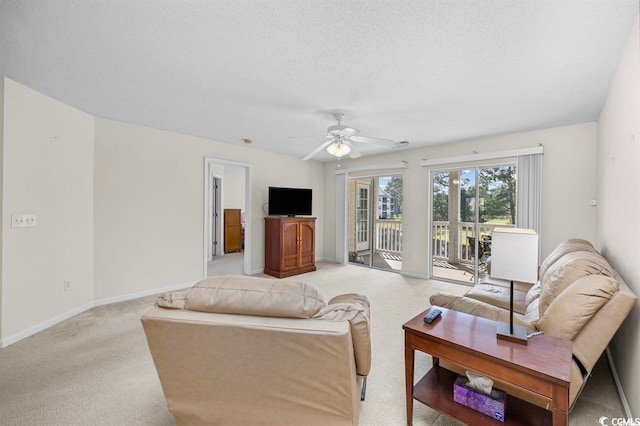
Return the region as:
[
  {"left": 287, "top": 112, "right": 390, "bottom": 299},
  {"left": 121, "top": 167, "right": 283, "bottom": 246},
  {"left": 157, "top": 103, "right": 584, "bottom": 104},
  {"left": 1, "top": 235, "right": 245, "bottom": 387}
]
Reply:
[{"left": 12, "top": 214, "right": 37, "bottom": 228}]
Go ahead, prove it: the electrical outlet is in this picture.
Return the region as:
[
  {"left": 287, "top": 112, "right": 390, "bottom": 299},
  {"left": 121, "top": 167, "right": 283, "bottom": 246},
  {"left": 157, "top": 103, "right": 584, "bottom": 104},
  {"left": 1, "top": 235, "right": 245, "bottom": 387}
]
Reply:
[{"left": 64, "top": 280, "right": 72, "bottom": 292}]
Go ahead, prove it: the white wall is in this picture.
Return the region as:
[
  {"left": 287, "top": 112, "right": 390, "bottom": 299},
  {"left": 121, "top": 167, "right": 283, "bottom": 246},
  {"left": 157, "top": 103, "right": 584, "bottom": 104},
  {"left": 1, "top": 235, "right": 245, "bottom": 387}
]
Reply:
[
  {"left": 0, "top": 78, "right": 324, "bottom": 344},
  {"left": 1, "top": 78, "right": 94, "bottom": 340},
  {"left": 324, "top": 122, "right": 597, "bottom": 276},
  {"left": 597, "top": 17, "right": 640, "bottom": 417},
  {"left": 94, "top": 118, "right": 324, "bottom": 299},
  {"left": 207, "top": 163, "right": 246, "bottom": 209},
  {"left": 223, "top": 165, "right": 245, "bottom": 211}
]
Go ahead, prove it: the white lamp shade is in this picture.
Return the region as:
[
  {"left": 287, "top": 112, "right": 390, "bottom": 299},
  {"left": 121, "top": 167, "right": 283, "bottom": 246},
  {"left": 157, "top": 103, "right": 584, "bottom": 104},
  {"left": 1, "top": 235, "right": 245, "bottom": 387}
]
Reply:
[{"left": 490, "top": 228, "right": 539, "bottom": 284}]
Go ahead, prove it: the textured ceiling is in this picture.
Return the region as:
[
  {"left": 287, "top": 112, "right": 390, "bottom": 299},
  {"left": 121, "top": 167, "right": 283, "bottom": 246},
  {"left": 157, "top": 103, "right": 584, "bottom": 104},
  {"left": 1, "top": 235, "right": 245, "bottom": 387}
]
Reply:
[{"left": 0, "top": 1, "right": 638, "bottom": 161}]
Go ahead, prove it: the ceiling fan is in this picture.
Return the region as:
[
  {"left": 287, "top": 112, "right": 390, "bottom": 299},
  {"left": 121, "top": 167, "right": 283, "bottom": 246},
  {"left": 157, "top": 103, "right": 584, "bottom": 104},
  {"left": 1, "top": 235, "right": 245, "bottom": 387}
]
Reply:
[{"left": 300, "top": 113, "right": 395, "bottom": 161}]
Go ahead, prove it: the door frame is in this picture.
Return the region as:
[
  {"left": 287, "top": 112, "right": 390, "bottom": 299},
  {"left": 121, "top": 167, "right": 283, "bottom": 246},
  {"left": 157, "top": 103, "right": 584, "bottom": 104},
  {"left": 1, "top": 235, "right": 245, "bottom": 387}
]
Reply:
[
  {"left": 203, "top": 157, "right": 252, "bottom": 278},
  {"left": 335, "top": 161, "right": 408, "bottom": 265},
  {"left": 348, "top": 174, "right": 403, "bottom": 272}
]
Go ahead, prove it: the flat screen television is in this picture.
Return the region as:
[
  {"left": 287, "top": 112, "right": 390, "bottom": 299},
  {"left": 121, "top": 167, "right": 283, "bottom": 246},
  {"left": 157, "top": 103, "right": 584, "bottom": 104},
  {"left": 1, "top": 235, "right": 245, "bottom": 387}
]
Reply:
[{"left": 268, "top": 187, "right": 312, "bottom": 216}]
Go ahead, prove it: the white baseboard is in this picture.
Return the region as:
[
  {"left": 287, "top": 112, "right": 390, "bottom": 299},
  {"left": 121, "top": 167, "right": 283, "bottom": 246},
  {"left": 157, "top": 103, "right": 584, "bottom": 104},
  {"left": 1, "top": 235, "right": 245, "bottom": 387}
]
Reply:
[
  {"left": 0, "top": 280, "right": 196, "bottom": 349},
  {"left": 0, "top": 300, "right": 96, "bottom": 348},
  {"left": 606, "top": 347, "right": 634, "bottom": 419},
  {"left": 402, "top": 271, "right": 429, "bottom": 279},
  {"left": 93, "top": 281, "right": 195, "bottom": 307}
]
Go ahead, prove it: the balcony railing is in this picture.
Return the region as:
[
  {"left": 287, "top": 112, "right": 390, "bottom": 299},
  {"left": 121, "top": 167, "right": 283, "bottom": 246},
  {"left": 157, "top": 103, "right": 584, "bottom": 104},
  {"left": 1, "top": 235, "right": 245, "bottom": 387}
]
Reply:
[
  {"left": 375, "top": 220, "right": 402, "bottom": 254},
  {"left": 432, "top": 221, "right": 515, "bottom": 262},
  {"left": 432, "top": 222, "right": 450, "bottom": 258},
  {"left": 370, "top": 220, "right": 514, "bottom": 260}
]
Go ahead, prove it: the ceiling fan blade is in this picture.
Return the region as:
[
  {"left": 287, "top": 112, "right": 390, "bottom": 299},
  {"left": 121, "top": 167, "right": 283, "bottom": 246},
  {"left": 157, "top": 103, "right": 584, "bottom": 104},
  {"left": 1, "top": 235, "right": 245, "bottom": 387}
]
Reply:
[
  {"left": 302, "top": 139, "right": 334, "bottom": 161},
  {"left": 349, "top": 135, "right": 394, "bottom": 146},
  {"left": 288, "top": 135, "right": 332, "bottom": 140},
  {"left": 345, "top": 141, "right": 362, "bottom": 159}
]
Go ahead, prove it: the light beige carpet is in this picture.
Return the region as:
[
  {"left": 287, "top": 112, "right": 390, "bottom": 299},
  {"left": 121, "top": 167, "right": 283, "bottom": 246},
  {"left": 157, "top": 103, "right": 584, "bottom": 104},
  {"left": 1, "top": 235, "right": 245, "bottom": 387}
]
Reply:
[{"left": 0, "top": 262, "right": 626, "bottom": 425}]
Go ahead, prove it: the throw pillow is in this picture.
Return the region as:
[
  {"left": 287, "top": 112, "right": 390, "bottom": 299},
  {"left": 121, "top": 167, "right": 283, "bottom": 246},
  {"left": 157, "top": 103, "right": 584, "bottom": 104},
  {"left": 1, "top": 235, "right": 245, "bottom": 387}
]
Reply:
[
  {"left": 538, "top": 275, "right": 619, "bottom": 340},
  {"left": 184, "top": 275, "right": 326, "bottom": 318}
]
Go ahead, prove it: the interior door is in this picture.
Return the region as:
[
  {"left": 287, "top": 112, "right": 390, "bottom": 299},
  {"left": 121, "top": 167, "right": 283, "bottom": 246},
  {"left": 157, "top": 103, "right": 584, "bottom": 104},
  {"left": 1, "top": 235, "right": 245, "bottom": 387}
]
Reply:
[{"left": 211, "top": 177, "right": 221, "bottom": 258}]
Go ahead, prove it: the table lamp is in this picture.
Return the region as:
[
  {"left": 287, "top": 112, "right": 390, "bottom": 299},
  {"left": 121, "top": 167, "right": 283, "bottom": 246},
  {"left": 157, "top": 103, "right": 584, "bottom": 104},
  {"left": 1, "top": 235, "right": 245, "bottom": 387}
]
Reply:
[{"left": 490, "top": 228, "right": 539, "bottom": 345}]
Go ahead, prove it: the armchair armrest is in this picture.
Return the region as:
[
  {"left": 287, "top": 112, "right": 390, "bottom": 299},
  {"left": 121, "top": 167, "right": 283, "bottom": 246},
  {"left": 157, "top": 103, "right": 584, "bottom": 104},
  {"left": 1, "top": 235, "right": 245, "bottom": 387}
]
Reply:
[
  {"left": 328, "top": 293, "right": 370, "bottom": 310},
  {"left": 315, "top": 293, "right": 371, "bottom": 376}
]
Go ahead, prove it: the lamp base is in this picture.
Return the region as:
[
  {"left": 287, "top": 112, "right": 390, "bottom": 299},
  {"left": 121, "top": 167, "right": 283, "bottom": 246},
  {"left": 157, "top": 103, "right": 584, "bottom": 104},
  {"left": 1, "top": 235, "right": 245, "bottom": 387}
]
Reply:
[{"left": 496, "top": 322, "right": 528, "bottom": 345}]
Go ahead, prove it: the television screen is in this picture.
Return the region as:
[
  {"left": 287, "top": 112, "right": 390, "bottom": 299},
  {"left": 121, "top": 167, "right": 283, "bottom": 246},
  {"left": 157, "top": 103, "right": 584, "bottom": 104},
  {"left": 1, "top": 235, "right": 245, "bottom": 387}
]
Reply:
[{"left": 268, "top": 187, "right": 312, "bottom": 216}]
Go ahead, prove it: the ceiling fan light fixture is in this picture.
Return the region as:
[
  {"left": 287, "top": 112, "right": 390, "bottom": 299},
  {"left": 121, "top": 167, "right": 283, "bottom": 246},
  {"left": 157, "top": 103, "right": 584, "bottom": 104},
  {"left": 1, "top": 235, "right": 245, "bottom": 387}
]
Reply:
[{"left": 326, "top": 141, "right": 351, "bottom": 157}]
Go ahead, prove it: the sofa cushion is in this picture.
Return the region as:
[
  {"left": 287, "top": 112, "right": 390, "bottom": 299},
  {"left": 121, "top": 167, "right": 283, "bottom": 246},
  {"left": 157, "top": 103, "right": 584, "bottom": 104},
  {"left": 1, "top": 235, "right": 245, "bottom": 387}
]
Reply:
[
  {"left": 538, "top": 239, "right": 596, "bottom": 279},
  {"left": 538, "top": 275, "right": 619, "bottom": 340},
  {"left": 523, "top": 298, "right": 540, "bottom": 328},
  {"left": 466, "top": 283, "right": 528, "bottom": 315},
  {"left": 539, "top": 251, "right": 613, "bottom": 315},
  {"left": 430, "top": 293, "right": 534, "bottom": 331},
  {"left": 525, "top": 283, "right": 542, "bottom": 306},
  {"left": 184, "top": 275, "right": 326, "bottom": 318}
]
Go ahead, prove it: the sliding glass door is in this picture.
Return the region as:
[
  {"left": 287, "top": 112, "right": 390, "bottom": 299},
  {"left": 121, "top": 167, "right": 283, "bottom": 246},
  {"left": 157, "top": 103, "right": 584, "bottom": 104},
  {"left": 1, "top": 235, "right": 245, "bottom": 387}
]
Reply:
[
  {"left": 348, "top": 175, "right": 403, "bottom": 272},
  {"left": 430, "top": 164, "right": 516, "bottom": 284}
]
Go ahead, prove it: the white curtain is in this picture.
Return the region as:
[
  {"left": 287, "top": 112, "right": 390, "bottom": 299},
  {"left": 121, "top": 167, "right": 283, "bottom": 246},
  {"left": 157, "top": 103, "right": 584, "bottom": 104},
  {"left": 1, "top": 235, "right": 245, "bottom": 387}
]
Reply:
[
  {"left": 335, "top": 173, "right": 348, "bottom": 264},
  {"left": 516, "top": 153, "right": 543, "bottom": 233}
]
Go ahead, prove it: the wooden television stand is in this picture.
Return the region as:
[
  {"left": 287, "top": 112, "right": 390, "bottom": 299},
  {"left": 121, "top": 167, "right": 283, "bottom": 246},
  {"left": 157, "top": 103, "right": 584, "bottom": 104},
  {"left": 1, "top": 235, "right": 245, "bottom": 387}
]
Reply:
[{"left": 264, "top": 216, "right": 316, "bottom": 278}]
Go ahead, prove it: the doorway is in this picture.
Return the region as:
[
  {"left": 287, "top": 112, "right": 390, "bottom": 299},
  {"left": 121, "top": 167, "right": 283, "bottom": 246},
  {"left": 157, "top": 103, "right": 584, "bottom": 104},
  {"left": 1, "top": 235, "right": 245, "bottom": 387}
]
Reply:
[
  {"left": 348, "top": 175, "right": 403, "bottom": 272},
  {"left": 430, "top": 164, "right": 516, "bottom": 284},
  {"left": 203, "top": 158, "right": 252, "bottom": 278}
]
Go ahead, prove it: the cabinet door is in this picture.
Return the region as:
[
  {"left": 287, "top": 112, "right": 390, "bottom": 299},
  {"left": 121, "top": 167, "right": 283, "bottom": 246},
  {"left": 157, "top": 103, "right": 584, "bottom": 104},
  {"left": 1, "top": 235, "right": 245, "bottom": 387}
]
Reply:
[
  {"left": 281, "top": 221, "right": 300, "bottom": 271},
  {"left": 299, "top": 221, "right": 315, "bottom": 268},
  {"left": 224, "top": 209, "right": 241, "bottom": 225},
  {"left": 224, "top": 209, "right": 243, "bottom": 252},
  {"left": 225, "top": 225, "right": 243, "bottom": 252}
]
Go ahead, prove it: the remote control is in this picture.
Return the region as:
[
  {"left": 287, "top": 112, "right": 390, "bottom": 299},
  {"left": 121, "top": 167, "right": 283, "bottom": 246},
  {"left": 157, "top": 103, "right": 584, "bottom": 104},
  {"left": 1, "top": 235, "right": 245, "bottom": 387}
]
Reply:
[{"left": 423, "top": 309, "right": 442, "bottom": 324}]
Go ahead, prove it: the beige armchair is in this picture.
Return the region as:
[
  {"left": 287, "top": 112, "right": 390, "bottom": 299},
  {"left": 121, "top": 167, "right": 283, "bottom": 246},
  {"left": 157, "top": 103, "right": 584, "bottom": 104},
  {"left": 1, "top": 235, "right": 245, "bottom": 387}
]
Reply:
[
  {"left": 430, "top": 239, "right": 636, "bottom": 409},
  {"left": 141, "top": 275, "right": 370, "bottom": 426}
]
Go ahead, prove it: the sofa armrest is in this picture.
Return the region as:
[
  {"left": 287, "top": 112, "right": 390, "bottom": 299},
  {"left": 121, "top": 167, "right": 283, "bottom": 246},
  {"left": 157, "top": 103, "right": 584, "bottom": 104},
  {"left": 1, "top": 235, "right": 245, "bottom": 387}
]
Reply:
[
  {"left": 429, "top": 293, "right": 534, "bottom": 331},
  {"left": 315, "top": 294, "right": 371, "bottom": 376}
]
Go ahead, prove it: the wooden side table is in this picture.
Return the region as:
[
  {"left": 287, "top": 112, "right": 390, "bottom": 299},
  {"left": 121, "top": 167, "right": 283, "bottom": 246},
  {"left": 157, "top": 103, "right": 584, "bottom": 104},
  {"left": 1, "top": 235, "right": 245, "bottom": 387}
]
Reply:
[{"left": 403, "top": 307, "right": 572, "bottom": 426}]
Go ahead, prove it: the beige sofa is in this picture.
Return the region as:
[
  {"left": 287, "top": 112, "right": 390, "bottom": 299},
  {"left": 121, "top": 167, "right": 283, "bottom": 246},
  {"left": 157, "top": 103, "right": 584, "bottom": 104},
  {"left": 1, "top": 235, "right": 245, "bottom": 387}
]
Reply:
[
  {"left": 141, "top": 275, "right": 371, "bottom": 426},
  {"left": 430, "top": 239, "right": 636, "bottom": 409}
]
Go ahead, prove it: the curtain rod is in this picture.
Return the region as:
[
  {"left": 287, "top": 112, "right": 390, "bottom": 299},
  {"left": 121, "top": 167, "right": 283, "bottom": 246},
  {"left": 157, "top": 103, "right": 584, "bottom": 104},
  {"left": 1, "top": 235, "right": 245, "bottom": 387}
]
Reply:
[{"left": 420, "top": 146, "right": 543, "bottom": 167}]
